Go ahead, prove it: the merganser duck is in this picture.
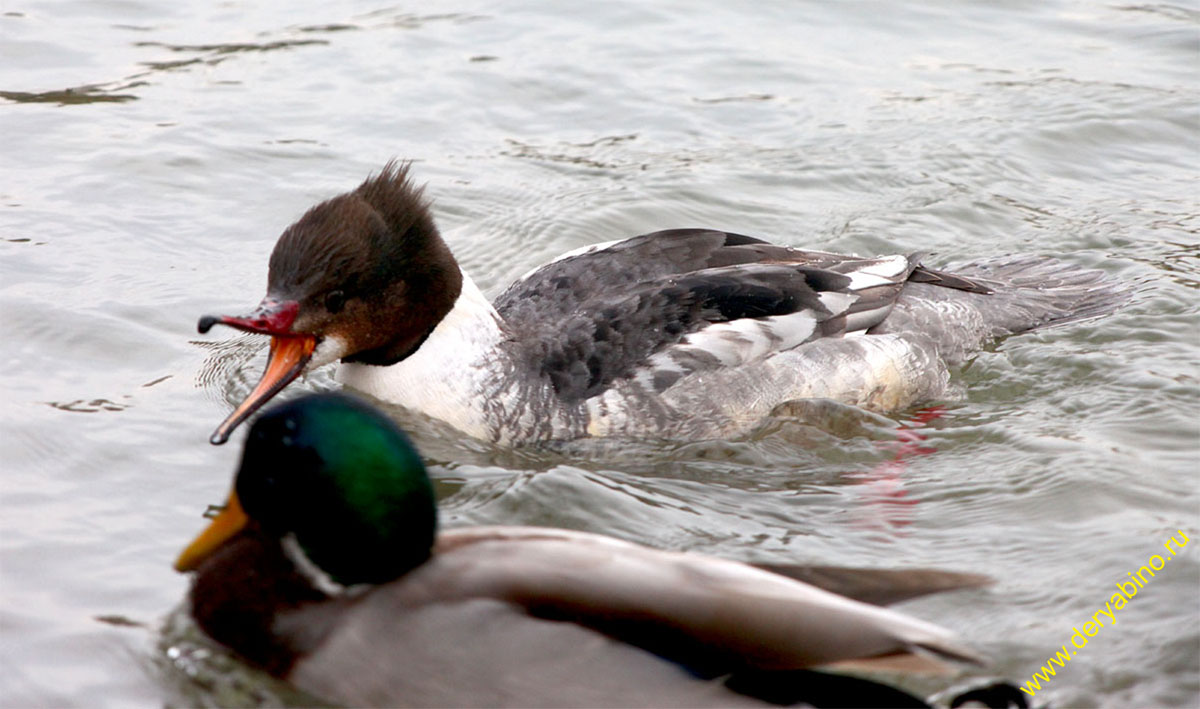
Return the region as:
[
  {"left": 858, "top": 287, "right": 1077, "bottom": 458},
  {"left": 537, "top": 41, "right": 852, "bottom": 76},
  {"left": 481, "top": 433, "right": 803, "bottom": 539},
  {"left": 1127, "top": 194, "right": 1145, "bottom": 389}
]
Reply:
[
  {"left": 176, "top": 392, "right": 998, "bottom": 707},
  {"left": 199, "top": 162, "right": 1128, "bottom": 445}
]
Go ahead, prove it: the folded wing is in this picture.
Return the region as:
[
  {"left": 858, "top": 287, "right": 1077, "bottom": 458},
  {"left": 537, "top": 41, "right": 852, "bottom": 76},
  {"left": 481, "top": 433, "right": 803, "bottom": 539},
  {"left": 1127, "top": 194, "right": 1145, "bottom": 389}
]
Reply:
[{"left": 496, "top": 229, "right": 962, "bottom": 402}]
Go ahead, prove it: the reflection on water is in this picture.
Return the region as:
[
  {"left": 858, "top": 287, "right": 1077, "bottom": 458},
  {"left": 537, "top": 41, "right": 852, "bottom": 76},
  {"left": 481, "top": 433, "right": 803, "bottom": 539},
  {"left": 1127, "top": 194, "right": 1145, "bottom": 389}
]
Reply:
[
  {"left": 46, "top": 398, "right": 132, "bottom": 413},
  {"left": 0, "top": 84, "right": 140, "bottom": 105}
]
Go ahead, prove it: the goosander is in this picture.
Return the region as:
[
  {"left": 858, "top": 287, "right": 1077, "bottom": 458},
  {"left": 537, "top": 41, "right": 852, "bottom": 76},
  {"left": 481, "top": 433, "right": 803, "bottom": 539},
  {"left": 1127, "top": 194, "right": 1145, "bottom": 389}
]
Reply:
[
  {"left": 199, "top": 162, "right": 1127, "bottom": 445},
  {"left": 176, "top": 392, "right": 996, "bottom": 707}
]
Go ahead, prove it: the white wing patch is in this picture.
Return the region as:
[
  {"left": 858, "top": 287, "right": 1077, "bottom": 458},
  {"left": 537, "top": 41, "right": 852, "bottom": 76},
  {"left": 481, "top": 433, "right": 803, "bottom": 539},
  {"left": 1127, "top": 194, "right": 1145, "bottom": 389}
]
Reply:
[
  {"left": 634, "top": 310, "right": 822, "bottom": 392},
  {"left": 817, "top": 291, "right": 858, "bottom": 316},
  {"left": 844, "top": 254, "right": 910, "bottom": 290}
]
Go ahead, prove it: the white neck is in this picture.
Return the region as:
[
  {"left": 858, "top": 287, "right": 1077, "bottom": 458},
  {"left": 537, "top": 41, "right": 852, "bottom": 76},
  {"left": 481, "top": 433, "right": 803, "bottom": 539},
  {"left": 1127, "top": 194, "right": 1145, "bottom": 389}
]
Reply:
[
  {"left": 335, "top": 271, "right": 505, "bottom": 440},
  {"left": 427, "top": 271, "right": 504, "bottom": 345}
]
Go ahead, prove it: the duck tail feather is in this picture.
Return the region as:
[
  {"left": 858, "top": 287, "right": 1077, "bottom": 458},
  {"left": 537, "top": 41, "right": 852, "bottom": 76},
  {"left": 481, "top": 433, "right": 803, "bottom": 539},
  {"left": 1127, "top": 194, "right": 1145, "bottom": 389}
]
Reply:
[{"left": 871, "top": 255, "right": 1132, "bottom": 365}]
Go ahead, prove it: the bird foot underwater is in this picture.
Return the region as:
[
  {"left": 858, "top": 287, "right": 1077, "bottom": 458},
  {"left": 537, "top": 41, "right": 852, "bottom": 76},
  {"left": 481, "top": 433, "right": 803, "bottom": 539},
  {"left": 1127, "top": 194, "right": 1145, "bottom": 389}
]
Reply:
[{"left": 847, "top": 405, "right": 946, "bottom": 531}]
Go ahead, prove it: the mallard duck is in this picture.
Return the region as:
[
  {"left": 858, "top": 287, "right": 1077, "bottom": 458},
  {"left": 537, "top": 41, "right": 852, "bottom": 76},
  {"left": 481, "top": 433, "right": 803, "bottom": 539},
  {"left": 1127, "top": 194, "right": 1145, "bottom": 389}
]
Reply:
[
  {"left": 175, "top": 392, "right": 1001, "bottom": 707},
  {"left": 197, "top": 163, "right": 1127, "bottom": 446}
]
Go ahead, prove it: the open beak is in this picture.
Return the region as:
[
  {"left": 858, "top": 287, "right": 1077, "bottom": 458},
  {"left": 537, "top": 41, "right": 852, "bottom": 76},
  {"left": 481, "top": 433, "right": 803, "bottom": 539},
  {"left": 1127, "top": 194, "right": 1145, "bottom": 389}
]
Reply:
[
  {"left": 198, "top": 298, "right": 317, "bottom": 445},
  {"left": 175, "top": 492, "right": 248, "bottom": 572}
]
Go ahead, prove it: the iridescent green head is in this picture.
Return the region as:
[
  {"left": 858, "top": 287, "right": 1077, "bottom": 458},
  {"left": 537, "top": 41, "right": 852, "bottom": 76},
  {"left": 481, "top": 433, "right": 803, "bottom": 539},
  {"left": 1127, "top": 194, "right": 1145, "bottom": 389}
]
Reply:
[{"left": 177, "top": 393, "right": 437, "bottom": 585}]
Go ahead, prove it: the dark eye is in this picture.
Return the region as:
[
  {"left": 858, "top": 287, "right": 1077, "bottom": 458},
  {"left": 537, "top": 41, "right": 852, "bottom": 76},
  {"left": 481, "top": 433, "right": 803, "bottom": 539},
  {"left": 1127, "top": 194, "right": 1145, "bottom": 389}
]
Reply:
[{"left": 324, "top": 290, "right": 346, "bottom": 314}]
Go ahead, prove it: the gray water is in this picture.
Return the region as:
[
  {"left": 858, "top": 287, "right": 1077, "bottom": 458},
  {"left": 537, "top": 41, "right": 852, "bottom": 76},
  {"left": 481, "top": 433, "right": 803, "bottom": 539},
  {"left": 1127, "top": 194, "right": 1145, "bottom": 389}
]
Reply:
[{"left": 2, "top": 1, "right": 1198, "bottom": 706}]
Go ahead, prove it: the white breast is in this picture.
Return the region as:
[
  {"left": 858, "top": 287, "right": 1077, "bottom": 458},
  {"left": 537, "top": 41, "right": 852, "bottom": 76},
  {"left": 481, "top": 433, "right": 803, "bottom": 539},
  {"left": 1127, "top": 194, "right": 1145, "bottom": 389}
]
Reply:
[{"left": 337, "top": 273, "right": 505, "bottom": 440}]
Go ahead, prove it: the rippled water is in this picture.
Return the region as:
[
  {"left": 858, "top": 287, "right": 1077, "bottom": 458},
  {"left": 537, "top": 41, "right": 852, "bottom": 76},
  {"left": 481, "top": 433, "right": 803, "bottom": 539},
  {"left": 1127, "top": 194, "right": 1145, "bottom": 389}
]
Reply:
[{"left": 2, "top": 1, "right": 1197, "bottom": 707}]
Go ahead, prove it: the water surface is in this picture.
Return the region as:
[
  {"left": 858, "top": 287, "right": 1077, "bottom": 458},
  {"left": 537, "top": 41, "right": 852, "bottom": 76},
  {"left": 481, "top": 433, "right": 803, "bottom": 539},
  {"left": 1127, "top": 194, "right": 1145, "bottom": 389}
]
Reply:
[{"left": 1, "top": 1, "right": 1197, "bottom": 707}]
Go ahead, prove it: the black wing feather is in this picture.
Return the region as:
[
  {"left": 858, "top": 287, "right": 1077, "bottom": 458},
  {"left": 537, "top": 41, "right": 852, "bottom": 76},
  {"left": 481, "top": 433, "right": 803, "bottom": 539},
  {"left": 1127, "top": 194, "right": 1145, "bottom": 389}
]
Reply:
[
  {"left": 494, "top": 229, "right": 775, "bottom": 324},
  {"left": 509, "top": 264, "right": 843, "bottom": 402},
  {"left": 494, "top": 229, "right": 981, "bottom": 403}
]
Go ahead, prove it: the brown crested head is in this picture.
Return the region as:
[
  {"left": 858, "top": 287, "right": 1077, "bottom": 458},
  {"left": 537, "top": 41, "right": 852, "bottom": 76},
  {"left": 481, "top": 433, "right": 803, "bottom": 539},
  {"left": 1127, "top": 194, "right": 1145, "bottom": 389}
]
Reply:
[
  {"left": 268, "top": 161, "right": 463, "bottom": 365},
  {"left": 198, "top": 162, "right": 463, "bottom": 444}
]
